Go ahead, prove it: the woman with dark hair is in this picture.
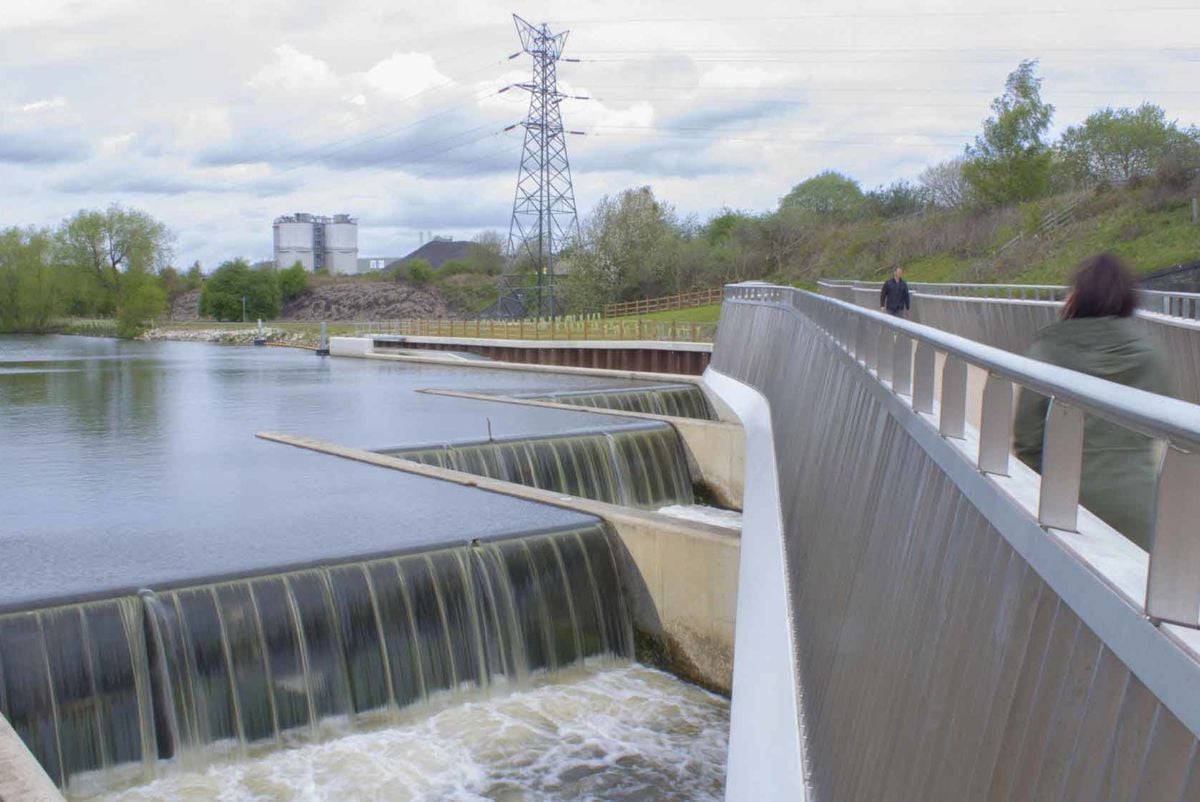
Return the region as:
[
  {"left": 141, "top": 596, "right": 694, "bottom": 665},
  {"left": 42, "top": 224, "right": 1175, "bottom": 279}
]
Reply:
[{"left": 1014, "top": 253, "right": 1172, "bottom": 550}]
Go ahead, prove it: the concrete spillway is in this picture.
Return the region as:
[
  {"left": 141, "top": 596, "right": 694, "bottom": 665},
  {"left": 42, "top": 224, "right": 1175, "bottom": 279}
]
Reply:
[
  {"left": 0, "top": 524, "right": 632, "bottom": 795},
  {"left": 710, "top": 283, "right": 1200, "bottom": 801}
]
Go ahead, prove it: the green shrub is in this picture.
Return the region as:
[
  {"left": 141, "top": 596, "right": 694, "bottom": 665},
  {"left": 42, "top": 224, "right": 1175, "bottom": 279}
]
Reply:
[
  {"left": 199, "top": 259, "right": 282, "bottom": 321},
  {"left": 279, "top": 260, "right": 309, "bottom": 299},
  {"left": 404, "top": 259, "right": 434, "bottom": 286}
]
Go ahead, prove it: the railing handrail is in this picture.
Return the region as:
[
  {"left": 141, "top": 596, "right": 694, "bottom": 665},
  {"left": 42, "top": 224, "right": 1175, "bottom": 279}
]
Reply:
[
  {"left": 817, "top": 278, "right": 1200, "bottom": 318},
  {"left": 819, "top": 278, "right": 1200, "bottom": 301},
  {"left": 737, "top": 283, "right": 1200, "bottom": 446},
  {"left": 726, "top": 281, "right": 1200, "bottom": 627}
]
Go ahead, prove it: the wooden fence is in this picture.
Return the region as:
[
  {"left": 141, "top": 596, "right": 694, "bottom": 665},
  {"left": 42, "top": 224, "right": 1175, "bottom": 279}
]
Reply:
[
  {"left": 602, "top": 287, "right": 724, "bottom": 318},
  {"left": 354, "top": 317, "right": 716, "bottom": 343}
]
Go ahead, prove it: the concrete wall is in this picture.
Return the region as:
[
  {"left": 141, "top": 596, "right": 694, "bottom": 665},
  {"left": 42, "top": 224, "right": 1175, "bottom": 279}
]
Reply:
[
  {"left": 712, "top": 296, "right": 1200, "bottom": 801},
  {"left": 257, "top": 432, "right": 739, "bottom": 693},
  {"left": 0, "top": 714, "right": 62, "bottom": 801}
]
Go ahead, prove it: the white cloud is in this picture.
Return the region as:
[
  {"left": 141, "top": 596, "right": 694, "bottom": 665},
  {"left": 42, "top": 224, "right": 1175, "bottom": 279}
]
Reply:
[
  {"left": 248, "top": 44, "right": 339, "bottom": 93},
  {"left": 1, "top": 0, "right": 1198, "bottom": 266},
  {"left": 16, "top": 97, "right": 68, "bottom": 113},
  {"left": 363, "top": 52, "right": 452, "bottom": 99}
]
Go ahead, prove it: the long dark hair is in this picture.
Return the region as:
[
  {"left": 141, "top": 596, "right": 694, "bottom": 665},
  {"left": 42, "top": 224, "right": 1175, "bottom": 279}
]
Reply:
[{"left": 1061, "top": 253, "right": 1137, "bottom": 320}]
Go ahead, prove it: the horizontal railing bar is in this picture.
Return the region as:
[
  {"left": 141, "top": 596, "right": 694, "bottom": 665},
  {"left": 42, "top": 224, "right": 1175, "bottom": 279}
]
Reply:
[{"left": 728, "top": 284, "right": 1200, "bottom": 450}]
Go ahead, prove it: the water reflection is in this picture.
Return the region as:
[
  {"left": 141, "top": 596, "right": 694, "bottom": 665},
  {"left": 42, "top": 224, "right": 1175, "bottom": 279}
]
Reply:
[{"left": 0, "top": 336, "right": 658, "bottom": 610}]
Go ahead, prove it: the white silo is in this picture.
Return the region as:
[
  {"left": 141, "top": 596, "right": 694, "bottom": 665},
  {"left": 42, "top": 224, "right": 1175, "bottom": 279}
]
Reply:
[
  {"left": 323, "top": 214, "right": 359, "bottom": 275},
  {"left": 274, "top": 214, "right": 316, "bottom": 271}
]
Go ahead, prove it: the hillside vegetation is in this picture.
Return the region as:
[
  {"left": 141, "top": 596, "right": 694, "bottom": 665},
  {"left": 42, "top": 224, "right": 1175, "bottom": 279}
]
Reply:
[
  {"left": 559, "top": 60, "right": 1200, "bottom": 310},
  {"left": 798, "top": 180, "right": 1199, "bottom": 285}
]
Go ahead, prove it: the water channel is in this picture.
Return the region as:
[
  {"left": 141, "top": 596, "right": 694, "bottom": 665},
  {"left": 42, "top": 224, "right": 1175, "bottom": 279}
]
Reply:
[{"left": 0, "top": 335, "right": 730, "bottom": 800}]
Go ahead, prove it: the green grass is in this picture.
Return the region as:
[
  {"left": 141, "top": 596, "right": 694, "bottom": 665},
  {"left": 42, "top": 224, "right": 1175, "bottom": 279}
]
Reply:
[
  {"left": 1012, "top": 199, "right": 1200, "bottom": 284},
  {"left": 611, "top": 303, "right": 722, "bottom": 324}
]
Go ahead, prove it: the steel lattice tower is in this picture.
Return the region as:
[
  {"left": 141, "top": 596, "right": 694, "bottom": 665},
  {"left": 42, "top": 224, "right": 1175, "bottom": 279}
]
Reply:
[{"left": 507, "top": 14, "right": 580, "bottom": 318}]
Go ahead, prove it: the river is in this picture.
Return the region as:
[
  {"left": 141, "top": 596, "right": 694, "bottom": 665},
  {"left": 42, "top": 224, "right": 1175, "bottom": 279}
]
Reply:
[{"left": 0, "top": 335, "right": 729, "bottom": 800}]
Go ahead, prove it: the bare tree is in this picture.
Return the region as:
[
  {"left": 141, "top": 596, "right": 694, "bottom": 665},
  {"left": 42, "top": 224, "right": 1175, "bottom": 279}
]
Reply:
[{"left": 919, "top": 157, "right": 972, "bottom": 209}]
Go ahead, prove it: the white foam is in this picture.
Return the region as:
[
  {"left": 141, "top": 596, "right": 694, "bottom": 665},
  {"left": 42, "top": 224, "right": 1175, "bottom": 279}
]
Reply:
[
  {"left": 657, "top": 504, "right": 743, "bottom": 530},
  {"left": 76, "top": 665, "right": 728, "bottom": 802}
]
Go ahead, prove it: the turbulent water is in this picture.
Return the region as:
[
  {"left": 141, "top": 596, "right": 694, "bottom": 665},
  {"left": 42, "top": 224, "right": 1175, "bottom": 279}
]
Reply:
[
  {"left": 656, "top": 505, "right": 743, "bottom": 530},
  {"left": 78, "top": 665, "right": 729, "bottom": 802}
]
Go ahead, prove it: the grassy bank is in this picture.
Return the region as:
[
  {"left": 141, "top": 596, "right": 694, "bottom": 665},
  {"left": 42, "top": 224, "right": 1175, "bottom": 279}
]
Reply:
[{"left": 805, "top": 182, "right": 1199, "bottom": 285}]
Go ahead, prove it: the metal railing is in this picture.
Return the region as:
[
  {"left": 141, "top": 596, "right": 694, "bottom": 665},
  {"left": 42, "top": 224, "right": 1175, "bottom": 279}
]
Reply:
[
  {"left": 725, "top": 282, "right": 1200, "bottom": 628},
  {"left": 351, "top": 317, "right": 717, "bottom": 343},
  {"left": 818, "top": 279, "right": 1200, "bottom": 320},
  {"left": 819, "top": 278, "right": 1067, "bottom": 302}
]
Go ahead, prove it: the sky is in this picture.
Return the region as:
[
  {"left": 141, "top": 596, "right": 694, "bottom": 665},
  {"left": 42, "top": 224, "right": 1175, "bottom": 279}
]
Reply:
[{"left": 1, "top": 0, "right": 1198, "bottom": 268}]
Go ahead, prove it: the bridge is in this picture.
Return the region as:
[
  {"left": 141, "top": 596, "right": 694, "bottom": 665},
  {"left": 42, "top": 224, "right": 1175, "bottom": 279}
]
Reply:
[{"left": 710, "top": 281, "right": 1200, "bottom": 800}]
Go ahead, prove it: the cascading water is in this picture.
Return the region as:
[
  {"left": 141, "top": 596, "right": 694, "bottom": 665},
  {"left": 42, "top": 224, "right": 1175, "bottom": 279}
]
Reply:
[
  {"left": 0, "top": 523, "right": 633, "bottom": 796},
  {"left": 382, "top": 423, "right": 696, "bottom": 509},
  {"left": 517, "top": 384, "right": 717, "bottom": 420}
]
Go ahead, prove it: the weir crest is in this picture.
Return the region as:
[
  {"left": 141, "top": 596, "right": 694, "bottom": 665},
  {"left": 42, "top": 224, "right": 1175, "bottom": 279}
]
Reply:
[{"left": 0, "top": 523, "right": 632, "bottom": 795}]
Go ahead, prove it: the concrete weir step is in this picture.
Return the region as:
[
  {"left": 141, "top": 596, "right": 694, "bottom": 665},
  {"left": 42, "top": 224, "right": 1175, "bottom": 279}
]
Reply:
[{"left": 256, "top": 431, "right": 740, "bottom": 695}]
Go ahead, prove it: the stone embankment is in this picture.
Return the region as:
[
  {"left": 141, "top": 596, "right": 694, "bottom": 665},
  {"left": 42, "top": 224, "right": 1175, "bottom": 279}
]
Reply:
[
  {"left": 168, "top": 281, "right": 459, "bottom": 322},
  {"left": 139, "top": 327, "right": 315, "bottom": 347}
]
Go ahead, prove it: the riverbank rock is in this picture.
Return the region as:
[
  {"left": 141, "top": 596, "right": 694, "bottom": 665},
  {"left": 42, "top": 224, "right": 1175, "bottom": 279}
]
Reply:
[{"left": 281, "top": 281, "right": 459, "bottom": 321}]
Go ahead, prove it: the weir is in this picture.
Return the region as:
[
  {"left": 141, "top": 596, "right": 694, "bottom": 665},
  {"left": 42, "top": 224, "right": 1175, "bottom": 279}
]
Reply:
[
  {"left": 711, "top": 282, "right": 1200, "bottom": 801},
  {"left": 0, "top": 523, "right": 632, "bottom": 796},
  {"left": 514, "top": 383, "right": 718, "bottom": 420},
  {"left": 382, "top": 423, "right": 698, "bottom": 510}
]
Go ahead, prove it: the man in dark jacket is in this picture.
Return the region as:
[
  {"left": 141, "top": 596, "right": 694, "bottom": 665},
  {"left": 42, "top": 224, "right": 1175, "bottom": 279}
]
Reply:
[{"left": 880, "top": 265, "right": 911, "bottom": 317}]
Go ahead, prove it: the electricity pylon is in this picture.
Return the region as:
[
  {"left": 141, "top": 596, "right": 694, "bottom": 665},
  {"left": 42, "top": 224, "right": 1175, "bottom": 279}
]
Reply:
[{"left": 506, "top": 13, "right": 581, "bottom": 319}]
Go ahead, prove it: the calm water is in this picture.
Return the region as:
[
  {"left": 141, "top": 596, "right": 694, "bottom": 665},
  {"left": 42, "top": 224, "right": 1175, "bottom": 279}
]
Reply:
[
  {"left": 0, "top": 335, "right": 655, "bottom": 610},
  {"left": 0, "top": 335, "right": 730, "bottom": 800}
]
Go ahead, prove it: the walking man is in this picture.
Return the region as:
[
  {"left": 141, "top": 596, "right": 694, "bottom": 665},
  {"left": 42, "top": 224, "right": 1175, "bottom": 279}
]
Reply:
[{"left": 880, "top": 265, "right": 911, "bottom": 317}]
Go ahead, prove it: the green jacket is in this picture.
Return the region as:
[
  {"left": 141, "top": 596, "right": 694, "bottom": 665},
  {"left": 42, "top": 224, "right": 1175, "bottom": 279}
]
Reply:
[{"left": 1013, "top": 316, "right": 1173, "bottom": 551}]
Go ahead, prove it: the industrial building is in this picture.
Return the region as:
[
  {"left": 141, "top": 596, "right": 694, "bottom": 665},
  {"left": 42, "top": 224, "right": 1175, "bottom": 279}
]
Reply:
[{"left": 273, "top": 213, "right": 358, "bottom": 274}]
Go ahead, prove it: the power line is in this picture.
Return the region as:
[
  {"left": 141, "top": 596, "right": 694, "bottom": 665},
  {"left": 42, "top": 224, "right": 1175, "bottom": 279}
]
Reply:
[{"left": 551, "top": 7, "right": 1200, "bottom": 23}]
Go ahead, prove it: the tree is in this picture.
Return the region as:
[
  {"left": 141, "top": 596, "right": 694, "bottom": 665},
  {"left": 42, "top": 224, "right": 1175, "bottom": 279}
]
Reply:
[
  {"left": 863, "top": 181, "right": 931, "bottom": 218},
  {"left": 199, "top": 259, "right": 281, "bottom": 321},
  {"left": 919, "top": 158, "right": 973, "bottom": 209},
  {"left": 1057, "top": 103, "right": 1198, "bottom": 185},
  {"left": 962, "top": 60, "right": 1055, "bottom": 206},
  {"left": 0, "top": 227, "right": 59, "bottom": 333},
  {"left": 780, "top": 171, "right": 865, "bottom": 219},
  {"left": 116, "top": 267, "right": 166, "bottom": 337},
  {"left": 702, "top": 209, "right": 756, "bottom": 245},
  {"left": 560, "top": 186, "right": 682, "bottom": 312},
  {"left": 279, "top": 260, "right": 309, "bottom": 299},
  {"left": 184, "top": 260, "right": 204, "bottom": 290},
  {"left": 467, "top": 231, "right": 507, "bottom": 275},
  {"left": 58, "top": 205, "right": 173, "bottom": 296},
  {"left": 404, "top": 259, "right": 434, "bottom": 286}
]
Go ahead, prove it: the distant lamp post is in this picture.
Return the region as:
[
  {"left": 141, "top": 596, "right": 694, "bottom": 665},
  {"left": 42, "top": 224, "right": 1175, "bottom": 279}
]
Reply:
[{"left": 242, "top": 296, "right": 247, "bottom": 323}]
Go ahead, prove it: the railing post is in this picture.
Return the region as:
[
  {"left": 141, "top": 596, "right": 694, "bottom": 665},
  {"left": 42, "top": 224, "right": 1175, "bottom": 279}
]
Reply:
[
  {"left": 877, "top": 327, "right": 894, "bottom": 381},
  {"left": 940, "top": 356, "right": 968, "bottom": 438},
  {"left": 1038, "top": 398, "right": 1084, "bottom": 531},
  {"left": 892, "top": 335, "right": 913, "bottom": 395},
  {"left": 863, "top": 321, "right": 878, "bottom": 369},
  {"left": 978, "top": 373, "right": 1014, "bottom": 475},
  {"left": 1146, "top": 444, "right": 1200, "bottom": 625},
  {"left": 913, "top": 342, "right": 936, "bottom": 413}
]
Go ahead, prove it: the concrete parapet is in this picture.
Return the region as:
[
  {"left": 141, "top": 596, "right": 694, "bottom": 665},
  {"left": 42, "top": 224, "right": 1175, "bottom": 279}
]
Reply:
[
  {"left": 256, "top": 431, "right": 739, "bottom": 693},
  {"left": 0, "top": 714, "right": 63, "bottom": 801},
  {"left": 712, "top": 295, "right": 1200, "bottom": 801}
]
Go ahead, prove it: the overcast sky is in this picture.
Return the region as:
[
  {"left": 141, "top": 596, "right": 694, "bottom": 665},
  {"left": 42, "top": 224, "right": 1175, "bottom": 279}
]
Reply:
[{"left": 2, "top": 0, "right": 1197, "bottom": 268}]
